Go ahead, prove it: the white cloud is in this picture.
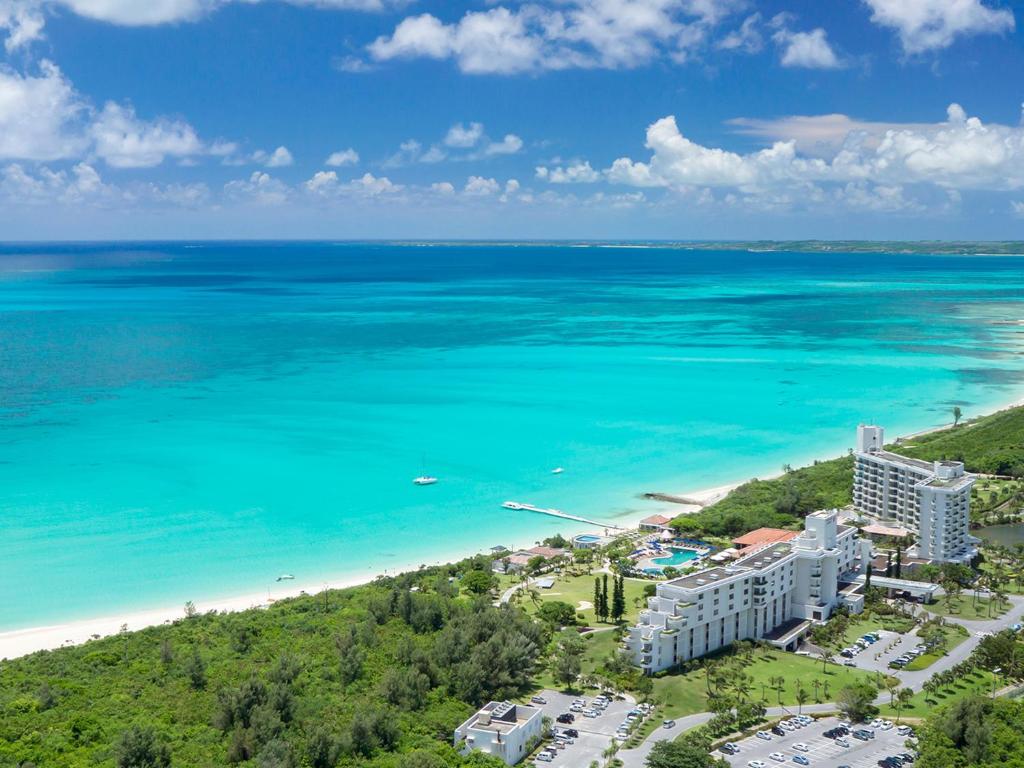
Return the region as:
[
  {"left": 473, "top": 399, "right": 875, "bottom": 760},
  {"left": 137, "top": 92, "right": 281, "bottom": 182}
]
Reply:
[
  {"left": 606, "top": 104, "right": 1024, "bottom": 212},
  {"left": 304, "top": 169, "right": 338, "bottom": 193},
  {"left": 444, "top": 121, "right": 484, "bottom": 148},
  {"left": 1012, "top": 200, "right": 1024, "bottom": 217},
  {"left": 430, "top": 181, "right": 455, "bottom": 195},
  {"left": 0, "top": 0, "right": 44, "bottom": 50},
  {"left": 771, "top": 16, "right": 842, "bottom": 69},
  {"left": 536, "top": 161, "right": 601, "bottom": 183},
  {"left": 0, "top": 60, "right": 87, "bottom": 161},
  {"left": 420, "top": 145, "right": 447, "bottom": 163},
  {"left": 90, "top": 101, "right": 204, "bottom": 168},
  {"left": 368, "top": 1, "right": 745, "bottom": 74},
  {"left": 325, "top": 147, "right": 359, "bottom": 166},
  {"left": 224, "top": 170, "right": 290, "bottom": 205},
  {"left": 350, "top": 171, "right": 401, "bottom": 195},
  {"left": 464, "top": 175, "right": 500, "bottom": 195},
  {"left": 717, "top": 12, "right": 762, "bottom": 53},
  {"left": 484, "top": 133, "right": 524, "bottom": 156},
  {"left": 863, "top": 0, "right": 1015, "bottom": 54},
  {"left": 727, "top": 114, "right": 934, "bottom": 157},
  {"left": 264, "top": 145, "right": 293, "bottom": 167}
]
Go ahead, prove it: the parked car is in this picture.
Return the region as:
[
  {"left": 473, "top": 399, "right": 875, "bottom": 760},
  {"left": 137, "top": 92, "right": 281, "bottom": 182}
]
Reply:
[
  {"left": 792, "top": 756, "right": 810, "bottom": 766},
  {"left": 757, "top": 731, "right": 773, "bottom": 740},
  {"left": 663, "top": 720, "right": 676, "bottom": 729},
  {"left": 562, "top": 728, "right": 579, "bottom": 738},
  {"left": 535, "top": 753, "right": 552, "bottom": 763},
  {"left": 747, "top": 761, "right": 766, "bottom": 768},
  {"left": 897, "top": 726, "right": 914, "bottom": 736},
  {"left": 836, "top": 737, "right": 850, "bottom": 747},
  {"left": 556, "top": 713, "right": 574, "bottom": 724},
  {"left": 794, "top": 743, "right": 809, "bottom": 752},
  {"left": 771, "top": 725, "right": 786, "bottom": 736},
  {"left": 769, "top": 753, "right": 786, "bottom": 763},
  {"left": 719, "top": 743, "right": 739, "bottom": 755},
  {"left": 530, "top": 696, "right": 547, "bottom": 705}
]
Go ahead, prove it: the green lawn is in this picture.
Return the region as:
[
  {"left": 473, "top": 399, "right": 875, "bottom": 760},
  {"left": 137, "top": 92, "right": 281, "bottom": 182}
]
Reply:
[
  {"left": 878, "top": 669, "right": 999, "bottom": 718},
  {"left": 924, "top": 596, "right": 1010, "bottom": 621},
  {"left": 649, "top": 648, "right": 885, "bottom": 720},
  {"left": 513, "top": 572, "right": 652, "bottom": 627}
]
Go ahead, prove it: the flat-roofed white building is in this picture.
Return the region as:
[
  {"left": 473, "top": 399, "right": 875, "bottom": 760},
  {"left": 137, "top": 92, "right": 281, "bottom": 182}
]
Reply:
[
  {"left": 853, "top": 424, "right": 975, "bottom": 563},
  {"left": 454, "top": 701, "right": 543, "bottom": 765},
  {"left": 626, "top": 510, "right": 866, "bottom": 673}
]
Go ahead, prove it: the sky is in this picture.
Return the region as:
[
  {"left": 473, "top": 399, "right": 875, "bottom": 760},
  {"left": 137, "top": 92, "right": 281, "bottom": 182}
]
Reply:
[{"left": 0, "top": 0, "right": 1022, "bottom": 240}]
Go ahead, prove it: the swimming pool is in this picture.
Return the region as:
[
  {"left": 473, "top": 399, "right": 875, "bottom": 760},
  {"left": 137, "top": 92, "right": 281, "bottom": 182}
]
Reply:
[
  {"left": 575, "top": 534, "right": 602, "bottom": 543},
  {"left": 651, "top": 547, "right": 701, "bottom": 567}
]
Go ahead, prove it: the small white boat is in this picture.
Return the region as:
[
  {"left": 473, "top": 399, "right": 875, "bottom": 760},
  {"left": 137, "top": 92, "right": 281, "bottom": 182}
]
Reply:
[
  {"left": 413, "top": 476, "right": 438, "bottom": 486},
  {"left": 276, "top": 574, "right": 294, "bottom": 582},
  {"left": 502, "top": 501, "right": 525, "bottom": 510},
  {"left": 551, "top": 467, "right": 564, "bottom": 474}
]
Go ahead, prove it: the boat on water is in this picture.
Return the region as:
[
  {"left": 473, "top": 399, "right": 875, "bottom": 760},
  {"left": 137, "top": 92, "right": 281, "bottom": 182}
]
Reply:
[
  {"left": 502, "top": 501, "right": 524, "bottom": 509},
  {"left": 414, "top": 476, "right": 438, "bottom": 486},
  {"left": 276, "top": 574, "right": 294, "bottom": 582},
  {"left": 551, "top": 467, "right": 564, "bottom": 474}
]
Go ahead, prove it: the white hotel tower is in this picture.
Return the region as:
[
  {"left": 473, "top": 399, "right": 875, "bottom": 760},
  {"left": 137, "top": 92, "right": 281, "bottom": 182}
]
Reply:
[
  {"left": 626, "top": 510, "right": 866, "bottom": 673},
  {"left": 853, "top": 424, "right": 975, "bottom": 562}
]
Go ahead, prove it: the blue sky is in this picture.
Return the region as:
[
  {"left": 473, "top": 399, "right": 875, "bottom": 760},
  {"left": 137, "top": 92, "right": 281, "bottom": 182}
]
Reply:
[{"left": 0, "top": 0, "right": 1022, "bottom": 239}]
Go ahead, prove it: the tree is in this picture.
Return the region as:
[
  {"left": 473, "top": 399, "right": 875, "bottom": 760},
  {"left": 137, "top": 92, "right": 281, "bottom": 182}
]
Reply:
[
  {"left": 817, "top": 648, "right": 833, "bottom": 674},
  {"left": 836, "top": 682, "right": 878, "bottom": 723},
  {"left": 953, "top": 406, "right": 962, "bottom": 427},
  {"left": 611, "top": 575, "right": 626, "bottom": 622},
  {"left": 116, "top": 726, "right": 171, "bottom": 768},
  {"left": 184, "top": 647, "right": 206, "bottom": 691},
  {"left": 461, "top": 569, "right": 497, "bottom": 595},
  {"left": 306, "top": 727, "right": 340, "bottom": 768},
  {"left": 593, "top": 578, "right": 602, "bottom": 622},
  {"left": 896, "top": 688, "right": 914, "bottom": 723},
  {"left": 645, "top": 739, "right": 723, "bottom": 768},
  {"left": 601, "top": 574, "right": 610, "bottom": 622},
  {"left": 537, "top": 601, "right": 577, "bottom": 627},
  {"left": 553, "top": 630, "right": 585, "bottom": 689},
  {"left": 795, "top": 685, "right": 808, "bottom": 714}
]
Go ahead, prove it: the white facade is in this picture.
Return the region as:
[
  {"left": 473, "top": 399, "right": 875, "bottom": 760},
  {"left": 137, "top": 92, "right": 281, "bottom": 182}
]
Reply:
[
  {"left": 853, "top": 424, "right": 975, "bottom": 562},
  {"left": 626, "top": 510, "right": 865, "bottom": 673},
  {"left": 454, "top": 701, "right": 543, "bottom": 765}
]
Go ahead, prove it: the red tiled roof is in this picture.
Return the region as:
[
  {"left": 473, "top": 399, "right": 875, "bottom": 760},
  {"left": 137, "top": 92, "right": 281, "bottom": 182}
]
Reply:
[
  {"left": 640, "top": 514, "right": 672, "bottom": 526},
  {"left": 731, "top": 528, "right": 799, "bottom": 548}
]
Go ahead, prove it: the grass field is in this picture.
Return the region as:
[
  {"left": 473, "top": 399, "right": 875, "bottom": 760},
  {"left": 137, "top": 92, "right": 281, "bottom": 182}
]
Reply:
[
  {"left": 878, "top": 668, "right": 999, "bottom": 718},
  {"left": 924, "top": 596, "right": 1010, "bottom": 621},
  {"left": 648, "top": 648, "right": 885, "bottom": 720},
  {"left": 513, "top": 572, "right": 653, "bottom": 627}
]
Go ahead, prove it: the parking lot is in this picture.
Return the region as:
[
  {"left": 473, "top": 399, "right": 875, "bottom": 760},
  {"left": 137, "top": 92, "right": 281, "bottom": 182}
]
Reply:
[
  {"left": 531, "top": 690, "right": 646, "bottom": 768},
  {"left": 839, "top": 629, "right": 920, "bottom": 675},
  {"left": 720, "top": 716, "right": 916, "bottom": 768}
]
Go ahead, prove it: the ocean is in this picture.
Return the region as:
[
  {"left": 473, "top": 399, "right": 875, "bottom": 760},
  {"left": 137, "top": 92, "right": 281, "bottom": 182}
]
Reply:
[{"left": 2, "top": 242, "right": 1023, "bottom": 631}]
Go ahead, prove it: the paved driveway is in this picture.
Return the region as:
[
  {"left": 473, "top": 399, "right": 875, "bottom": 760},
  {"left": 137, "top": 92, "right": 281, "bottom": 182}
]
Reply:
[
  {"left": 720, "top": 716, "right": 915, "bottom": 768},
  {"left": 842, "top": 628, "right": 919, "bottom": 674}
]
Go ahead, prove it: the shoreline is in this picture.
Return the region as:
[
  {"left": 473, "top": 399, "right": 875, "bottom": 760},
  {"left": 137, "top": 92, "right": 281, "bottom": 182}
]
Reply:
[{"left": 4, "top": 397, "right": 1022, "bottom": 661}]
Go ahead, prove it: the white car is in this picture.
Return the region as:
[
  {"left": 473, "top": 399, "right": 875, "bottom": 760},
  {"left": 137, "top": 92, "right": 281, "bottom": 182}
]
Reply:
[
  {"left": 780, "top": 721, "right": 796, "bottom": 731},
  {"left": 835, "top": 737, "right": 849, "bottom": 748},
  {"left": 583, "top": 709, "right": 598, "bottom": 718},
  {"left": 897, "top": 726, "right": 913, "bottom": 736},
  {"left": 793, "top": 743, "right": 810, "bottom": 752},
  {"left": 536, "top": 754, "right": 553, "bottom": 763},
  {"left": 797, "top": 716, "right": 812, "bottom": 725},
  {"left": 881, "top": 721, "right": 894, "bottom": 730},
  {"left": 747, "top": 761, "right": 767, "bottom": 768},
  {"left": 757, "top": 731, "right": 773, "bottom": 740},
  {"left": 769, "top": 753, "right": 786, "bottom": 763},
  {"left": 870, "top": 719, "right": 883, "bottom": 728}
]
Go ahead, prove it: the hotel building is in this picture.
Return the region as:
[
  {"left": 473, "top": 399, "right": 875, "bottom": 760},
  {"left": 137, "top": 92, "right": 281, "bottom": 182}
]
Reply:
[
  {"left": 454, "top": 701, "right": 543, "bottom": 765},
  {"left": 626, "top": 510, "right": 866, "bottom": 673},
  {"left": 853, "top": 424, "right": 975, "bottom": 563}
]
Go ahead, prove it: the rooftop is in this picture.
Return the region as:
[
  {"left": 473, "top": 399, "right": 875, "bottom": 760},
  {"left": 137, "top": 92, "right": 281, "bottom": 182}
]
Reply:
[
  {"left": 465, "top": 702, "right": 540, "bottom": 733},
  {"left": 732, "top": 542, "right": 794, "bottom": 570},
  {"left": 665, "top": 566, "right": 737, "bottom": 590},
  {"left": 732, "top": 527, "right": 799, "bottom": 549},
  {"left": 640, "top": 514, "right": 672, "bottom": 526},
  {"left": 862, "top": 523, "right": 912, "bottom": 538},
  {"left": 869, "top": 450, "right": 936, "bottom": 472}
]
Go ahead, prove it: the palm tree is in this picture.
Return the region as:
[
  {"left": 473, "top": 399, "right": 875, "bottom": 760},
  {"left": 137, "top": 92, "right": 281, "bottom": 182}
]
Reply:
[
  {"left": 952, "top": 406, "right": 962, "bottom": 427},
  {"left": 887, "top": 683, "right": 898, "bottom": 707},
  {"left": 823, "top": 679, "right": 830, "bottom": 701},
  {"left": 773, "top": 676, "right": 785, "bottom": 705},
  {"left": 795, "top": 685, "right": 808, "bottom": 715},
  {"left": 818, "top": 648, "right": 833, "bottom": 674},
  {"left": 812, "top": 679, "right": 821, "bottom": 702},
  {"left": 896, "top": 688, "right": 914, "bottom": 723}
]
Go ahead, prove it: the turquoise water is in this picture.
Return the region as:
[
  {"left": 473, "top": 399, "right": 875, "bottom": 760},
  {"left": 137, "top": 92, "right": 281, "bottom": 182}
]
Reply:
[
  {"left": 2, "top": 242, "right": 1024, "bottom": 630},
  {"left": 651, "top": 547, "right": 700, "bottom": 567}
]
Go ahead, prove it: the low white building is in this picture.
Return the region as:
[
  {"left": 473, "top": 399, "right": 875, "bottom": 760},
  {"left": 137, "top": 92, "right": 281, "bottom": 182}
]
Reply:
[
  {"left": 853, "top": 424, "right": 976, "bottom": 562},
  {"left": 454, "top": 701, "right": 543, "bottom": 765},
  {"left": 626, "top": 510, "right": 867, "bottom": 673}
]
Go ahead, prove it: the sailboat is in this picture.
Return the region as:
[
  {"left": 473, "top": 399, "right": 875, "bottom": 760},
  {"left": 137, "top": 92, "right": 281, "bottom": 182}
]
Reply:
[{"left": 551, "top": 467, "right": 564, "bottom": 475}]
